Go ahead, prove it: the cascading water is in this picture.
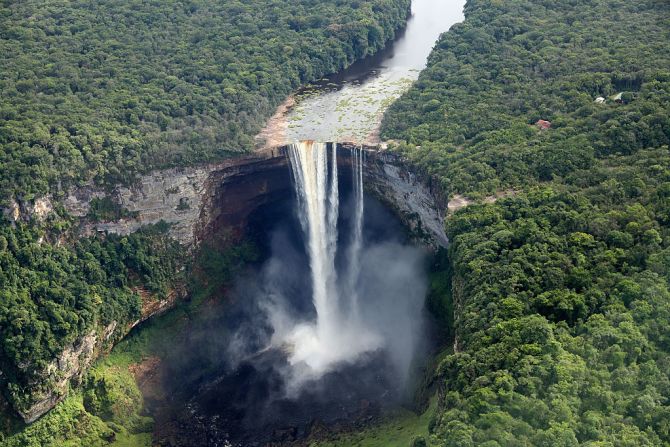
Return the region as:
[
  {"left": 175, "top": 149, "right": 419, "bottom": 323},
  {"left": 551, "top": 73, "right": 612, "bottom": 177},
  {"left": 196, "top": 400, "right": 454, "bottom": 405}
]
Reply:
[
  {"left": 284, "top": 141, "right": 379, "bottom": 376},
  {"left": 346, "top": 146, "right": 364, "bottom": 314},
  {"left": 287, "top": 141, "right": 340, "bottom": 346},
  {"left": 154, "top": 141, "right": 428, "bottom": 444}
]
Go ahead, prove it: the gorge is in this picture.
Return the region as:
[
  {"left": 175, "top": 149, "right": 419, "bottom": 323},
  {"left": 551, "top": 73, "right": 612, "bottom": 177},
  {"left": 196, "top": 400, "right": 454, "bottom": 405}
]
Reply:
[
  {"left": 0, "top": 0, "right": 472, "bottom": 442},
  {"left": 0, "top": 0, "right": 465, "bottom": 443},
  {"left": 143, "top": 142, "right": 436, "bottom": 445},
  {"left": 3, "top": 0, "right": 670, "bottom": 445}
]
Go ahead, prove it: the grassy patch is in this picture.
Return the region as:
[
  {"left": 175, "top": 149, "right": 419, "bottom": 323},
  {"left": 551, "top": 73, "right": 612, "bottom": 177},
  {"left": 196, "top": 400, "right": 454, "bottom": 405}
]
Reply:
[
  {"left": 109, "top": 431, "right": 152, "bottom": 447},
  {"left": 311, "top": 396, "right": 437, "bottom": 447}
]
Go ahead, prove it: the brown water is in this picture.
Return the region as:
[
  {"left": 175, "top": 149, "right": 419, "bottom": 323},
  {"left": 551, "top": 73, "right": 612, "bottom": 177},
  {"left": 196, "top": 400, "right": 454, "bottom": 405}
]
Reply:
[{"left": 279, "top": 0, "right": 465, "bottom": 144}]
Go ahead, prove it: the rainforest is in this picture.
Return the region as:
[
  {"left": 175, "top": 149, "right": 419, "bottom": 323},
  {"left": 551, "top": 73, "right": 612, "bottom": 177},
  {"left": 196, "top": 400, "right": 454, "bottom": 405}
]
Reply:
[{"left": 1, "top": 0, "right": 669, "bottom": 446}]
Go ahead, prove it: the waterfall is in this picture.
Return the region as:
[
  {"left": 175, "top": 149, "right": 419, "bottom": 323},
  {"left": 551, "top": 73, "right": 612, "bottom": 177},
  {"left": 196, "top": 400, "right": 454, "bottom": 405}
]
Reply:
[
  {"left": 326, "top": 143, "right": 339, "bottom": 294},
  {"left": 346, "top": 146, "right": 364, "bottom": 313},
  {"left": 287, "top": 141, "right": 339, "bottom": 341},
  {"left": 286, "top": 141, "right": 376, "bottom": 374}
]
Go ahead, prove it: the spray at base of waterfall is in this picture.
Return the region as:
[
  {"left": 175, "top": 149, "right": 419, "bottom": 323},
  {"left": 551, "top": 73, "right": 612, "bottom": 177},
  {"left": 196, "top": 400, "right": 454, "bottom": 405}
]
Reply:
[
  {"left": 278, "top": 142, "right": 379, "bottom": 389},
  {"left": 221, "top": 141, "right": 428, "bottom": 399}
]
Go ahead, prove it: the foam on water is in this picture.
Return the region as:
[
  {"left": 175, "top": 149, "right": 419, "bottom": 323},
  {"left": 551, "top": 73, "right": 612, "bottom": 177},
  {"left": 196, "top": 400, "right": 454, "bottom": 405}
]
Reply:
[{"left": 283, "top": 141, "right": 379, "bottom": 379}]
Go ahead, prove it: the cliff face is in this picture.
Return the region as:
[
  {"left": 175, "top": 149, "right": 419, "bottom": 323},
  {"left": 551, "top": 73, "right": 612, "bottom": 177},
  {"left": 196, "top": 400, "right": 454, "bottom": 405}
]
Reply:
[
  {"left": 16, "top": 323, "right": 115, "bottom": 423},
  {"left": 59, "top": 147, "right": 287, "bottom": 247},
  {"left": 64, "top": 167, "right": 210, "bottom": 246},
  {"left": 1, "top": 197, "right": 53, "bottom": 224},
  {"left": 360, "top": 148, "right": 448, "bottom": 248},
  {"left": 2, "top": 144, "right": 446, "bottom": 252},
  {"left": 1, "top": 144, "right": 447, "bottom": 422},
  {"left": 58, "top": 144, "right": 448, "bottom": 250},
  {"left": 9, "top": 284, "right": 186, "bottom": 424}
]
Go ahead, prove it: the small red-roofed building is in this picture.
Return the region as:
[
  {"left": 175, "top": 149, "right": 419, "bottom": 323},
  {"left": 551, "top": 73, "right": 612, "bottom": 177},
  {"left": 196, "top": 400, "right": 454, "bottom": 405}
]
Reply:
[{"left": 535, "top": 119, "right": 551, "bottom": 130}]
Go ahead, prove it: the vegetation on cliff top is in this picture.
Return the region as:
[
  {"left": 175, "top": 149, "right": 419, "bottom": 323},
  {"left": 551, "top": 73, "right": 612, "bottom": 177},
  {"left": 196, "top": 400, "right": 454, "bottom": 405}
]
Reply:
[
  {"left": 383, "top": 0, "right": 670, "bottom": 444},
  {"left": 0, "top": 0, "right": 410, "bottom": 203},
  {"left": 0, "top": 221, "right": 184, "bottom": 422},
  {"left": 0, "top": 0, "right": 410, "bottom": 431}
]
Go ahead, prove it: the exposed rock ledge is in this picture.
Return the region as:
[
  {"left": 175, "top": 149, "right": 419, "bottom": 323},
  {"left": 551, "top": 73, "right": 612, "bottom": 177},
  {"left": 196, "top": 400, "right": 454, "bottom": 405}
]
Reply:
[
  {"left": 61, "top": 147, "right": 286, "bottom": 246},
  {"left": 2, "top": 197, "right": 54, "bottom": 223},
  {"left": 57, "top": 144, "right": 449, "bottom": 249},
  {"left": 16, "top": 322, "right": 115, "bottom": 423},
  {"left": 362, "top": 148, "right": 449, "bottom": 247},
  {"left": 2, "top": 144, "right": 448, "bottom": 422}
]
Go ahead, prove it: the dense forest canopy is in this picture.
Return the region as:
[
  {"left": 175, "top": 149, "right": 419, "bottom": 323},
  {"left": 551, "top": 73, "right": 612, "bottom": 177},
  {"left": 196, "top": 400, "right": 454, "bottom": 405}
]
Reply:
[
  {"left": 0, "top": 222, "right": 184, "bottom": 418},
  {"left": 383, "top": 0, "right": 670, "bottom": 444},
  {"left": 0, "top": 0, "right": 410, "bottom": 202},
  {"left": 383, "top": 0, "right": 669, "bottom": 198},
  {"left": 0, "top": 0, "right": 410, "bottom": 431},
  {"left": 2, "top": 0, "right": 670, "bottom": 444}
]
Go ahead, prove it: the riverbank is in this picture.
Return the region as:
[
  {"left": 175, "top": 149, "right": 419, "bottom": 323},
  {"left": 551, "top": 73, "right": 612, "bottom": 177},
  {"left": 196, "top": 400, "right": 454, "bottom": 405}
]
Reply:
[{"left": 258, "top": 0, "right": 466, "bottom": 145}]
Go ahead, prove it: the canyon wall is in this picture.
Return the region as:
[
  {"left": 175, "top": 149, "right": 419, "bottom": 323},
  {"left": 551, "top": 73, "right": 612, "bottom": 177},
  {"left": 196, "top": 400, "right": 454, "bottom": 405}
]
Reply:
[
  {"left": 1, "top": 144, "right": 447, "bottom": 422},
  {"left": 58, "top": 144, "right": 448, "bottom": 249},
  {"left": 357, "top": 147, "right": 449, "bottom": 248},
  {"left": 16, "top": 323, "right": 114, "bottom": 423},
  {"left": 5, "top": 144, "right": 448, "bottom": 251},
  {"left": 60, "top": 146, "right": 286, "bottom": 247}
]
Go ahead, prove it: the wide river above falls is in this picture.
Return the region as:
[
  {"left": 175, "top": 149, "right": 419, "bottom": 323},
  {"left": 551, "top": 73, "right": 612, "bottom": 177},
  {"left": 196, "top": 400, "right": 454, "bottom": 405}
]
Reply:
[{"left": 257, "top": 0, "right": 465, "bottom": 146}]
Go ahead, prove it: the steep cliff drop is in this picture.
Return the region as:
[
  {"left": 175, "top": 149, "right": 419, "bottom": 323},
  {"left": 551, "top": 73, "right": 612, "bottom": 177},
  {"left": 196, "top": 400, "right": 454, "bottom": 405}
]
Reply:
[
  {"left": 278, "top": 142, "right": 378, "bottom": 385},
  {"left": 152, "top": 142, "right": 431, "bottom": 445}
]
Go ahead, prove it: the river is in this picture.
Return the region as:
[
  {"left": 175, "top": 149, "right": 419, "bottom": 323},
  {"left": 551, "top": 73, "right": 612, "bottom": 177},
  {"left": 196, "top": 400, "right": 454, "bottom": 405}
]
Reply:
[
  {"left": 152, "top": 3, "right": 467, "bottom": 444},
  {"left": 257, "top": 0, "right": 465, "bottom": 146}
]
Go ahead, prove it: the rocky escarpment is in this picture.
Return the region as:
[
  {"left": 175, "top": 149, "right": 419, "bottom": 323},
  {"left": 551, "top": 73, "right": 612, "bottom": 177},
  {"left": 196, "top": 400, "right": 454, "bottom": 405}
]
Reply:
[
  {"left": 1, "top": 197, "right": 54, "bottom": 224},
  {"left": 357, "top": 147, "right": 448, "bottom": 248},
  {"left": 3, "top": 147, "right": 449, "bottom": 251},
  {"left": 59, "top": 147, "right": 287, "bottom": 248},
  {"left": 58, "top": 144, "right": 447, "bottom": 250},
  {"left": 14, "top": 322, "right": 115, "bottom": 423},
  {"left": 0, "top": 143, "right": 447, "bottom": 422},
  {"left": 63, "top": 168, "right": 209, "bottom": 246},
  {"left": 4, "top": 284, "right": 186, "bottom": 424}
]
